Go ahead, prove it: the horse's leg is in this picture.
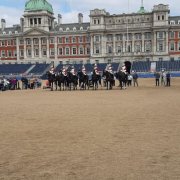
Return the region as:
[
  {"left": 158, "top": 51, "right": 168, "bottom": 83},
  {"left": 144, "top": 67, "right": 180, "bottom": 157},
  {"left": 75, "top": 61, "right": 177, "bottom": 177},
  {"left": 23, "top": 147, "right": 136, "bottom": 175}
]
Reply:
[{"left": 51, "top": 81, "right": 53, "bottom": 91}]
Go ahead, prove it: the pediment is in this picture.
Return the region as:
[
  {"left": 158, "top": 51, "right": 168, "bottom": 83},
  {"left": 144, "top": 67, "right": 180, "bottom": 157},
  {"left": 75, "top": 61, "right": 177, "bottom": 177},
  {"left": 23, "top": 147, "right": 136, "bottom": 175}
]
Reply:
[{"left": 23, "top": 28, "right": 49, "bottom": 36}]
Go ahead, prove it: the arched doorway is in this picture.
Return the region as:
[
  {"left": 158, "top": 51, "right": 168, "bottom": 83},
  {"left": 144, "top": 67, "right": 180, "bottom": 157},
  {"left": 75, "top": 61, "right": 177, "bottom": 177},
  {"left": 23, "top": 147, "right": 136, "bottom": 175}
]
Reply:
[{"left": 124, "top": 61, "right": 132, "bottom": 74}]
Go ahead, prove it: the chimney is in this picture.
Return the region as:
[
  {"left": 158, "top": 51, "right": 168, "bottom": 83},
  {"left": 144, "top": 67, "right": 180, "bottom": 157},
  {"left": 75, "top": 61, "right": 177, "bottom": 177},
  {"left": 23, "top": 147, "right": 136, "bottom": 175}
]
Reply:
[
  {"left": 58, "top": 14, "right": 62, "bottom": 25},
  {"left": 1, "top": 19, "right": 6, "bottom": 31},
  {"left": 20, "top": 18, "right": 24, "bottom": 32},
  {"left": 78, "top": 13, "right": 83, "bottom": 24}
]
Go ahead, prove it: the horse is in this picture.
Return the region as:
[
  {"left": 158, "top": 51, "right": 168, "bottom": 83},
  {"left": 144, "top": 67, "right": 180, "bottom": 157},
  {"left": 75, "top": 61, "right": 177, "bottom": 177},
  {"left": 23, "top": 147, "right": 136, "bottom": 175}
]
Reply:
[
  {"left": 91, "top": 70, "right": 101, "bottom": 90},
  {"left": 116, "top": 71, "right": 128, "bottom": 89},
  {"left": 102, "top": 70, "right": 115, "bottom": 90},
  {"left": 66, "top": 71, "right": 78, "bottom": 90},
  {"left": 77, "top": 71, "right": 89, "bottom": 90},
  {"left": 54, "top": 70, "right": 68, "bottom": 91},
  {"left": 46, "top": 71, "right": 56, "bottom": 91}
]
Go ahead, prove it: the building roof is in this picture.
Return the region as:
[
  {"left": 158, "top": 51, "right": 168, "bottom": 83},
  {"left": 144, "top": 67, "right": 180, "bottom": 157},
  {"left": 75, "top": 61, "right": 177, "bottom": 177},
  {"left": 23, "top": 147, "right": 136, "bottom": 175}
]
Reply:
[
  {"left": 137, "top": 6, "right": 148, "bottom": 14},
  {"left": 25, "top": 0, "right": 53, "bottom": 14},
  {"left": 55, "top": 22, "right": 90, "bottom": 32},
  {"left": 0, "top": 25, "right": 22, "bottom": 35}
]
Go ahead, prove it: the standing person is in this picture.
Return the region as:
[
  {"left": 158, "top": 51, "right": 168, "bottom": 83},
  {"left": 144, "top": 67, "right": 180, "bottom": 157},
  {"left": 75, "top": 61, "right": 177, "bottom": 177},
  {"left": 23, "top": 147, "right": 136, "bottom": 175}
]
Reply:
[
  {"left": 154, "top": 71, "right": 160, "bottom": 86},
  {"left": 132, "top": 71, "right": 138, "bottom": 87},
  {"left": 166, "top": 71, "right": 171, "bottom": 86},
  {"left": 127, "top": 73, "right": 133, "bottom": 86}
]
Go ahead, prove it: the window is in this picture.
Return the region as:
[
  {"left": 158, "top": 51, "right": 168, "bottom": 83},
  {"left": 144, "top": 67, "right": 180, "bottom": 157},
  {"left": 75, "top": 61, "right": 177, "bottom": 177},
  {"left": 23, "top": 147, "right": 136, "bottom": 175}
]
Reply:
[
  {"left": 86, "top": 47, "right": 90, "bottom": 54},
  {"left": 42, "top": 38, "right": 46, "bottom": 44},
  {"left": 38, "top": 18, "right": 41, "bottom": 24},
  {"left": 65, "top": 47, "right": 70, "bottom": 55},
  {"left": 30, "top": 18, "right": 33, "bottom": 25},
  {"left": 20, "top": 49, "right": 24, "bottom": 57},
  {"left": 50, "top": 48, "right": 55, "bottom": 56},
  {"left": 170, "top": 21, "right": 175, "bottom": 25},
  {"left": 1, "top": 50, "right": 5, "bottom": 57},
  {"left": 134, "top": 42, "right": 141, "bottom": 53},
  {"left": 95, "top": 35, "right": 100, "bottom": 42},
  {"left": 58, "top": 48, "right": 63, "bottom": 55},
  {"left": 158, "top": 16, "right": 160, "bottom": 20},
  {"left": 162, "top": 15, "right": 164, "bottom": 20},
  {"left": 95, "top": 45, "right": 100, "bottom": 54},
  {"left": 116, "top": 34, "right": 123, "bottom": 41},
  {"left": 1, "top": 41, "right": 5, "bottom": 46},
  {"left": 135, "top": 33, "right": 142, "bottom": 40},
  {"left": 7, "top": 40, "right": 11, "bottom": 46},
  {"left": 27, "top": 49, "right": 32, "bottom": 56},
  {"left": 14, "top": 50, "right": 17, "bottom": 57},
  {"left": 19, "top": 39, "right": 24, "bottom": 45},
  {"left": 35, "top": 49, "right": 39, "bottom": 56},
  {"left": 65, "top": 37, "right": 69, "bottom": 43},
  {"left": 79, "top": 47, "right": 84, "bottom": 55},
  {"left": 107, "top": 45, "right": 112, "bottom": 53},
  {"left": 27, "top": 39, "right": 31, "bottom": 45},
  {"left": 170, "top": 32, "right": 174, "bottom": 39},
  {"left": 117, "top": 46, "right": 122, "bottom": 53},
  {"left": 157, "top": 32, "right": 164, "bottom": 39},
  {"left": 8, "top": 50, "right": 12, "bottom": 57},
  {"left": 79, "top": 36, "right": 83, "bottom": 43},
  {"left": 170, "top": 42, "right": 175, "bottom": 51},
  {"left": 145, "top": 41, "right": 152, "bottom": 52},
  {"left": 34, "top": 39, "right": 39, "bottom": 45},
  {"left": 42, "top": 49, "right": 47, "bottom": 56},
  {"left": 72, "top": 37, "right": 76, "bottom": 43},
  {"left": 157, "top": 41, "right": 164, "bottom": 52},
  {"left": 58, "top": 37, "right": 62, "bottom": 43},
  {"left": 50, "top": 38, "right": 54, "bottom": 44},
  {"left": 34, "top": 18, "right": 37, "bottom": 25},
  {"left": 144, "top": 32, "right": 151, "bottom": 39},
  {"left": 72, "top": 47, "right": 77, "bottom": 55}
]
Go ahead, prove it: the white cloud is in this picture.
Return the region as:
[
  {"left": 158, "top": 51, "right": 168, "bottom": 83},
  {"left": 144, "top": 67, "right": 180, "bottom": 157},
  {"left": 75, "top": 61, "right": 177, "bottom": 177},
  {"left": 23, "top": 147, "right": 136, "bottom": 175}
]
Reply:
[{"left": 0, "top": 0, "right": 180, "bottom": 26}]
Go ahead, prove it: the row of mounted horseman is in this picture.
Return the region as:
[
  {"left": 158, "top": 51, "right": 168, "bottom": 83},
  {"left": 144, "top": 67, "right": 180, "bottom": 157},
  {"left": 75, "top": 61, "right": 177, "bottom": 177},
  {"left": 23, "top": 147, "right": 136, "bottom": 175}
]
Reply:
[{"left": 46, "top": 64, "right": 128, "bottom": 91}]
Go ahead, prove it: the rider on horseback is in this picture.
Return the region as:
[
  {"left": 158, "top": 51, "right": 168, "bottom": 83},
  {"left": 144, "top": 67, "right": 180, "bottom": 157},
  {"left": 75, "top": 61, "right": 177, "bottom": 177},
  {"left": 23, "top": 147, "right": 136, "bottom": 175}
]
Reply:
[
  {"left": 62, "top": 66, "right": 67, "bottom": 76},
  {"left": 94, "top": 63, "right": 100, "bottom": 75},
  {"left": 49, "top": 66, "right": 55, "bottom": 75},
  {"left": 82, "top": 65, "right": 87, "bottom": 75},
  {"left": 70, "top": 66, "right": 76, "bottom": 75},
  {"left": 106, "top": 64, "right": 113, "bottom": 74}
]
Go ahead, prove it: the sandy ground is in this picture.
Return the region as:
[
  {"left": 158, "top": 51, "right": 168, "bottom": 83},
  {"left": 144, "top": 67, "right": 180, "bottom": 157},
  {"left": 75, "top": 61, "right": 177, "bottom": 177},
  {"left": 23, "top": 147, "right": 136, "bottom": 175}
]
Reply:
[{"left": 0, "top": 78, "right": 180, "bottom": 180}]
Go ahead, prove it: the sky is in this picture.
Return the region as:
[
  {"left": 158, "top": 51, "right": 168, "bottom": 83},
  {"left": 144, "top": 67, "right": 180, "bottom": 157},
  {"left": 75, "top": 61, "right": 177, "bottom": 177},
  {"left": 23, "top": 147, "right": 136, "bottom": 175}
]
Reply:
[{"left": 0, "top": 0, "right": 179, "bottom": 27}]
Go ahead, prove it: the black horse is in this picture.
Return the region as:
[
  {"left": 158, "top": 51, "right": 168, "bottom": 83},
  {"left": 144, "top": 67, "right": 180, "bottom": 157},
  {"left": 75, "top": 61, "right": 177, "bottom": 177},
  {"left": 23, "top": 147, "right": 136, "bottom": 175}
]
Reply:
[
  {"left": 77, "top": 71, "right": 89, "bottom": 90},
  {"left": 102, "top": 70, "right": 115, "bottom": 90},
  {"left": 91, "top": 70, "right": 101, "bottom": 90},
  {"left": 116, "top": 71, "right": 128, "bottom": 89},
  {"left": 55, "top": 70, "right": 68, "bottom": 91},
  {"left": 46, "top": 71, "right": 56, "bottom": 91},
  {"left": 67, "top": 71, "right": 78, "bottom": 90}
]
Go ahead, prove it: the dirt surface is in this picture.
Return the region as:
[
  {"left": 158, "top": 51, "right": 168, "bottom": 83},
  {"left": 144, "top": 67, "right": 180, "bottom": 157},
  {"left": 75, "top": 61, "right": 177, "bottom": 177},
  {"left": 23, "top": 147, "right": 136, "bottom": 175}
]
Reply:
[{"left": 0, "top": 78, "right": 180, "bottom": 180}]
